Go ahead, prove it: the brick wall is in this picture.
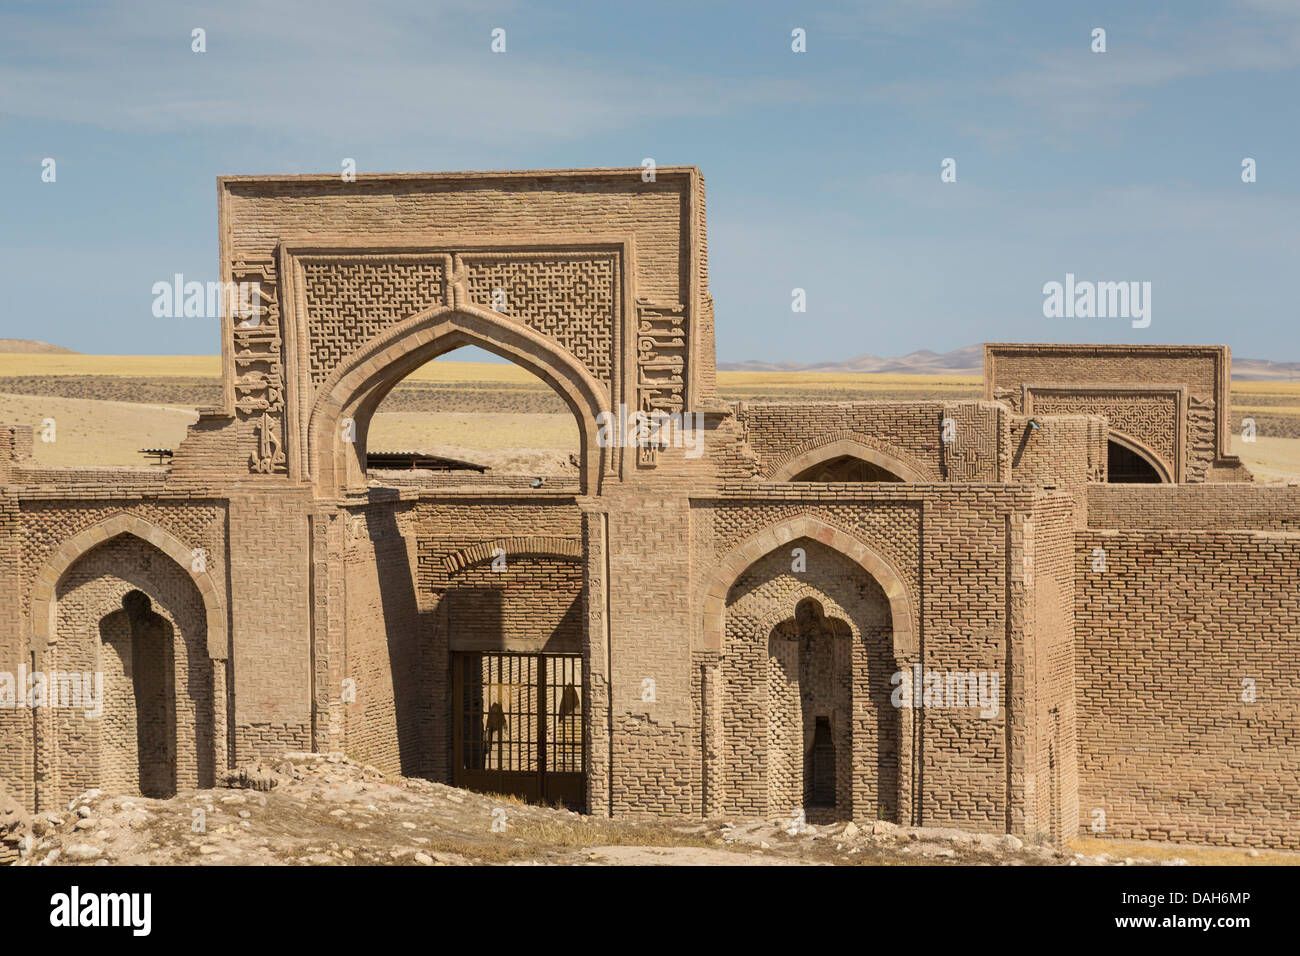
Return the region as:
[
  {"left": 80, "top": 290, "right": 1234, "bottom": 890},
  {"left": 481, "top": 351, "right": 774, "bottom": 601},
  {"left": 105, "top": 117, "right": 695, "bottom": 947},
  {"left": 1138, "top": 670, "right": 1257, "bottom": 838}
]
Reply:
[
  {"left": 1088, "top": 483, "right": 1300, "bottom": 531},
  {"left": 228, "top": 489, "right": 313, "bottom": 761},
  {"left": 740, "top": 403, "right": 945, "bottom": 481},
  {"left": 1075, "top": 529, "right": 1300, "bottom": 847},
  {"left": 1008, "top": 413, "right": 1105, "bottom": 491},
  {"left": 1027, "top": 492, "right": 1080, "bottom": 841}
]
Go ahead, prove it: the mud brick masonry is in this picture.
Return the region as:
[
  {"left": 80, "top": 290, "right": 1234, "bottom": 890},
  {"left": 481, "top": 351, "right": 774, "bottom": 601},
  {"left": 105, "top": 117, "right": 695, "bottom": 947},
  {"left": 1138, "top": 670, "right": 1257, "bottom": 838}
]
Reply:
[{"left": 1, "top": 168, "right": 1296, "bottom": 851}]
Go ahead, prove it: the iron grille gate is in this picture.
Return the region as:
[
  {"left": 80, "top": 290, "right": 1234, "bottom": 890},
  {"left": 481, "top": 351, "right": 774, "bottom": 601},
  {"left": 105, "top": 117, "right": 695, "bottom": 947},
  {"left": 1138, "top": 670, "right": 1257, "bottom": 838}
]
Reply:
[{"left": 453, "top": 652, "right": 585, "bottom": 808}]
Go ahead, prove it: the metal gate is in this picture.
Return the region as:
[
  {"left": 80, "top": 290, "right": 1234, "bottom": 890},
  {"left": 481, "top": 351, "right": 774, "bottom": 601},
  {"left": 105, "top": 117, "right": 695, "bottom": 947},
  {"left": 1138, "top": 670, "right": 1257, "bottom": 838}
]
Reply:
[{"left": 452, "top": 652, "right": 585, "bottom": 808}]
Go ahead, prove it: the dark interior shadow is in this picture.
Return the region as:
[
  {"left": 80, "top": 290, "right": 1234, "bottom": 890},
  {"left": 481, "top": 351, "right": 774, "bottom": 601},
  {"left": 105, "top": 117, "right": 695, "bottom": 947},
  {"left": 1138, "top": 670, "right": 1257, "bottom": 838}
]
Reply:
[
  {"left": 99, "top": 591, "right": 178, "bottom": 799},
  {"left": 367, "top": 502, "right": 437, "bottom": 778},
  {"left": 864, "top": 617, "right": 900, "bottom": 823}
]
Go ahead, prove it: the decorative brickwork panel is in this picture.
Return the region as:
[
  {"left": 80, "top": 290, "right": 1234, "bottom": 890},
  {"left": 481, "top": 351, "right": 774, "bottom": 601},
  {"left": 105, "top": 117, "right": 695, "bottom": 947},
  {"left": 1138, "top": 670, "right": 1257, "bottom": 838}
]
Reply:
[
  {"left": 632, "top": 299, "right": 689, "bottom": 467},
  {"left": 19, "top": 502, "right": 226, "bottom": 623},
  {"left": 303, "top": 257, "right": 449, "bottom": 387},
  {"left": 231, "top": 257, "right": 288, "bottom": 474},
  {"left": 49, "top": 535, "right": 214, "bottom": 807},
  {"left": 942, "top": 403, "right": 1002, "bottom": 481},
  {"left": 1029, "top": 390, "right": 1179, "bottom": 478},
  {"left": 1186, "top": 395, "right": 1216, "bottom": 482},
  {"left": 701, "top": 499, "right": 922, "bottom": 627},
  {"left": 741, "top": 404, "right": 945, "bottom": 482},
  {"left": 720, "top": 540, "right": 895, "bottom": 821},
  {"left": 463, "top": 253, "right": 618, "bottom": 390},
  {"left": 985, "top": 344, "right": 1240, "bottom": 484}
]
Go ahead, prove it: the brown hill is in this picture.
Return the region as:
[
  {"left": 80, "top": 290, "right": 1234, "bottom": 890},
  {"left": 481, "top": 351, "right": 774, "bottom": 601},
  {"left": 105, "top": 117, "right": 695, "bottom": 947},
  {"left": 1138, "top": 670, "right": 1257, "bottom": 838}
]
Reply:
[
  {"left": 0, "top": 339, "right": 76, "bottom": 354},
  {"left": 719, "top": 345, "right": 1300, "bottom": 381},
  {"left": 718, "top": 345, "right": 983, "bottom": 375}
]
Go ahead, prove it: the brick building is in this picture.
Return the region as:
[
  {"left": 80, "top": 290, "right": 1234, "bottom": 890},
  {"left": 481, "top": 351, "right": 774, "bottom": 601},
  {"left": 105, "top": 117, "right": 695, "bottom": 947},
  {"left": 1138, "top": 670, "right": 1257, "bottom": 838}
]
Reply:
[{"left": 1, "top": 168, "right": 1296, "bottom": 850}]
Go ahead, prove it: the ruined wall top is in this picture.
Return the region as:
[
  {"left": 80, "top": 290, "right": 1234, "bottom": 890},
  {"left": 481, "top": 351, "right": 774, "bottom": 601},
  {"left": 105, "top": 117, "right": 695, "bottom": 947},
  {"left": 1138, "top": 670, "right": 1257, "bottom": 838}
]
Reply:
[{"left": 983, "top": 343, "right": 1242, "bottom": 483}]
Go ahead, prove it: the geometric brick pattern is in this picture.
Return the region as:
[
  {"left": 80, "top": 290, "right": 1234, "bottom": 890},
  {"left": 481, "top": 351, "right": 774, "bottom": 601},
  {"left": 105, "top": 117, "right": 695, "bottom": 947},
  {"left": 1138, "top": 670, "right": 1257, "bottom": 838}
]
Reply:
[
  {"left": 304, "top": 258, "right": 448, "bottom": 387},
  {"left": 1031, "top": 390, "right": 1179, "bottom": 476},
  {"left": 465, "top": 254, "right": 617, "bottom": 388}
]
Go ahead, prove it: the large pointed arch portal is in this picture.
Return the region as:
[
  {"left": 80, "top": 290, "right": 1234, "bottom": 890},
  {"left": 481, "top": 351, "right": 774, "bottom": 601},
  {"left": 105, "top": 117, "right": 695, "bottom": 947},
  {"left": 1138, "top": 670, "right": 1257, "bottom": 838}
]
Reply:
[{"left": 306, "top": 304, "right": 611, "bottom": 497}]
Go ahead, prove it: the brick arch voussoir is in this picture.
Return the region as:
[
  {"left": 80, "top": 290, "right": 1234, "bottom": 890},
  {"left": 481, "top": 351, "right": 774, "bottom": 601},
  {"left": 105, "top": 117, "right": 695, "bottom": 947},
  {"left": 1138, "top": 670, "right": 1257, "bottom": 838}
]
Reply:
[
  {"left": 30, "top": 513, "right": 226, "bottom": 659},
  {"left": 765, "top": 431, "right": 936, "bottom": 482},
  {"left": 1107, "top": 429, "right": 1174, "bottom": 483},
  {"left": 443, "top": 536, "right": 583, "bottom": 574}
]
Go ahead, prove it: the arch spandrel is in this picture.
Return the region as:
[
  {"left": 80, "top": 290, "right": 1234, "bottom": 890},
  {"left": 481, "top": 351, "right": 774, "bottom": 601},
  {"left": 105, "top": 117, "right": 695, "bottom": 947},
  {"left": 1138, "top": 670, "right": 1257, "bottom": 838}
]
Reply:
[{"left": 769, "top": 437, "right": 931, "bottom": 483}]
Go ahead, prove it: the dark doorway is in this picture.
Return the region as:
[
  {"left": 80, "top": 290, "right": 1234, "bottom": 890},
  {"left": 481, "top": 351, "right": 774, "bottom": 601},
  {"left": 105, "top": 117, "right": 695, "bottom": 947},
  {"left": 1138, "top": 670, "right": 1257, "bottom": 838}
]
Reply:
[
  {"left": 1107, "top": 440, "right": 1163, "bottom": 483},
  {"left": 791, "top": 455, "right": 903, "bottom": 482},
  {"left": 805, "top": 716, "right": 836, "bottom": 808},
  {"left": 100, "top": 590, "right": 177, "bottom": 798}
]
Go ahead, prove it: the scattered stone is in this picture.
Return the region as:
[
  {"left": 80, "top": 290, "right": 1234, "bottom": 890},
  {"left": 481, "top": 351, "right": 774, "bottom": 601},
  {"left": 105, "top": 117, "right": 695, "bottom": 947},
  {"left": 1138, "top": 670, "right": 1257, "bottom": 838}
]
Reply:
[
  {"left": 219, "top": 765, "right": 283, "bottom": 792},
  {"left": 0, "top": 782, "right": 30, "bottom": 864}
]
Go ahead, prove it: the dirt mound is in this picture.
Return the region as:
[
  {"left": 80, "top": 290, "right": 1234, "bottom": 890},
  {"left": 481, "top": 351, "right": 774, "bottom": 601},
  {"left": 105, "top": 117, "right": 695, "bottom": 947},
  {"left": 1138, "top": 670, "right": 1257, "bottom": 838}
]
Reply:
[{"left": 2, "top": 752, "right": 1231, "bottom": 867}]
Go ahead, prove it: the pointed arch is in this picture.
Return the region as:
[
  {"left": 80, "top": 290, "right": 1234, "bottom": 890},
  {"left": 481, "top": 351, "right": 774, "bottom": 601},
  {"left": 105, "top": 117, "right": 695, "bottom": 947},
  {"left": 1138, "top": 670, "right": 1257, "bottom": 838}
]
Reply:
[
  {"left": 30, "top": 513, "right": 227, "bottom": 659},
  {"left": 305, "top": 303, "right": 610, "bottom": 497},
  {"left": 1106, "top": 430, "right": 1172, "bottom": 483},
  {"left": 698, "top": 514, "right": 916, "bottom": 660},
  {"left": 769, "top": 438, "right": 929, "bottom": 483}
]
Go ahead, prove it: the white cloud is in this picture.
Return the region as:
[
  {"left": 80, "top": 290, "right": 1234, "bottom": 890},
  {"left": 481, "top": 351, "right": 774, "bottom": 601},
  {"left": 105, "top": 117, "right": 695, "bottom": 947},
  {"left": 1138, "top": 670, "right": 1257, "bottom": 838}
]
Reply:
[{"left": 0, "top": 0, "right": 810, "bottom": 145}]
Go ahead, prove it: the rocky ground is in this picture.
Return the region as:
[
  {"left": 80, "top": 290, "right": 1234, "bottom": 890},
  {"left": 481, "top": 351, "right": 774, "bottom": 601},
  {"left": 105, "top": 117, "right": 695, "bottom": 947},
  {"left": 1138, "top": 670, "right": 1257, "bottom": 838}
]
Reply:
[{"left": 0, "top": 755, "right": 1288, "bottom": 866}]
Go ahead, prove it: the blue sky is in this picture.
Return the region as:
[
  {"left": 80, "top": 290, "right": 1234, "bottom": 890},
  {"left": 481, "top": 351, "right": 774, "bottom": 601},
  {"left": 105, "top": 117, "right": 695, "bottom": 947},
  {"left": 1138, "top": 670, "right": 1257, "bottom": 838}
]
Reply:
[{"left": 2, "top": 0, "right": 1297, "bottom": 361}]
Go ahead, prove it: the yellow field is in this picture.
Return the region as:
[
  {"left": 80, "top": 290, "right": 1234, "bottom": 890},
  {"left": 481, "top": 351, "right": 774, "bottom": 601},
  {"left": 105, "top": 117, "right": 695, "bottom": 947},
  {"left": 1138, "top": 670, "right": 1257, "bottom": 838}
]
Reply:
[
  {"left": 0, "top": 393, "right": 197, "bottom": 467},
  {"left": 717, "top": 371, "right": 982, "bottom": 390},
  {"left": 1231, "top": 435, "right": 1300, "bottom": 483},
  {"left": 369, "top": 411, "right": 579, "bottom": 473},
  {"left": 0, "top": 354, "right": 223, "bottom": 378},
  {"left": 0, "top": 354, "right": 545, "bottom": 385},
  {"left": 2, "top": 356, "right": 1299, "bottom": 479}
]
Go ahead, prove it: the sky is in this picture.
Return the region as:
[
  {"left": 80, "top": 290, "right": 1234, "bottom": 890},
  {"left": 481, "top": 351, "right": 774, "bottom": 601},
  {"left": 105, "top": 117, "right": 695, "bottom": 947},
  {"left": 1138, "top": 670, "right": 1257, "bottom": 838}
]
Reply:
[{"left": 1, "top": 0, "right": 1297, "bottom": 362}]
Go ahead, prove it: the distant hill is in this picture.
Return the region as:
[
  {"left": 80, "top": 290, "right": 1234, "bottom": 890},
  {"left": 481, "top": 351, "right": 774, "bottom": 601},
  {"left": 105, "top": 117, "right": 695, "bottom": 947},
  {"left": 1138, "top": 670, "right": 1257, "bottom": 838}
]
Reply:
[
  {"left": 719, "top": 345, "right": 1300, "bottom": 381},
  {"left": 1230, "top": 357, "right": 1300, "bottom": 382},
  {"left": 718, "top": 345, "right": 984, "bottom": 375},
  {"left": 0, "top": 339, "right": 76, "bottom": 354}
]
